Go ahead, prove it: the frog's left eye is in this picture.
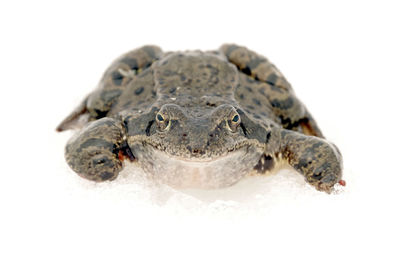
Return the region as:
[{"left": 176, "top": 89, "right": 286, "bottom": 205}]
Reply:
[
  {"left": 227, "top": 111, "right": 241, "bottom": 132},
  {"left": 157, "top": 114, "right": 164, "bottom": 122},
  {"left": 156, "top": 112, "right": 170, "bottom": 131}
]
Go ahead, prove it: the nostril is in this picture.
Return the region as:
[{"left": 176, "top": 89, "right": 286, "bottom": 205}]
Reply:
[
  {"left": 193, "top": 149, "right": 199, "bottom": 154},
  {"left": 209, "top": 133, "right": 214, "bottom": 138},
  {"left": 182, "top": 133, "right": 187, "bottom": 137}
]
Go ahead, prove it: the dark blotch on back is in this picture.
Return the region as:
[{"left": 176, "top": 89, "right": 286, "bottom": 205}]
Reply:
[
  {"left": 252, "top": 98, "right": 261, "bottom": 106},
  {"left": 247, "top": 57, "right": 264, "bottom": 70},
  {"left": 266, "top": 73, "right": 278, "bottom": 86},
  {"left": 245, "top": 86, "right": 253, "bottom": 92},
  {"left": 135, "top": 87, "right": 144, "bottom": 95},
  {"left": 111, "top": 70, "right": 123, "bottom": 86},
  {"left": 271, "top": 97, "right": 294, "bottom": 109},
  {"left": 121, "top": 57, "right": 138, "bottom": 70}
]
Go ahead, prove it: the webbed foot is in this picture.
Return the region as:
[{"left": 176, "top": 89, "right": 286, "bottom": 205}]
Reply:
[
  {"left": 279, "top": 129, "right": 343, "bottom": 193},
  {"left": 65, "top": 117, "right": 131, "bottom": 181}
]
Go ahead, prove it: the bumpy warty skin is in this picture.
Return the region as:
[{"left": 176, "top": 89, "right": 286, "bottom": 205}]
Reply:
[{"left": 57, "top": 44, "right": 343, "bottom": 193}]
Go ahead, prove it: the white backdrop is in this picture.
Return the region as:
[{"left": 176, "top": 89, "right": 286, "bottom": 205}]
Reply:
[{"left": 1, "top": 0, "right": 399, "bottom": 257}]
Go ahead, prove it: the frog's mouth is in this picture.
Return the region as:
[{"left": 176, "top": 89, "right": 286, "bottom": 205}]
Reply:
[{"left": 130, "top": 143, "right": 264, "bottom": 189}]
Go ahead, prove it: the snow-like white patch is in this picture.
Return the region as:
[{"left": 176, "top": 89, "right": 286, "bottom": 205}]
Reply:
[{"left": 64, "top": 158, "right": 350, "bottom": 218}]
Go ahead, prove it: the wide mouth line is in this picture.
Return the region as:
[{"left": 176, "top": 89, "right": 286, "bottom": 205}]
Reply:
[{"left": 141, "top": 142, "right": 259, "bottom": 163}]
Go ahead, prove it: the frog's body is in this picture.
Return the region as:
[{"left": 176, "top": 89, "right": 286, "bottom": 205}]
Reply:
[{"left": 57, "top": 44, "right": 343, "bottom": 193}]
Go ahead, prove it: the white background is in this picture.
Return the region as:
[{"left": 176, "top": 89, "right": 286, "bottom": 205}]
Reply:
[{"left": 1, "top": 0, "right": 399, "bottom": 257}]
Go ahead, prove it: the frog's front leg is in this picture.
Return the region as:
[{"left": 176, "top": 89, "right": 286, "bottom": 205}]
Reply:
[
  {"left": 65, "top": 117, "right": 133, "bottom": 181},
  {"left": 275, "top": 129, "right": 343, "bottom": 193}
]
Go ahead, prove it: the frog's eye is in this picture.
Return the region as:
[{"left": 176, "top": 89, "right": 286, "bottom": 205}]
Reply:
[
  {"left": 227, "top": 111, "right": 241, "bottom": 132},
  {"left": 155, "top": 112, "right": 170, "bottom": 131},
  {"left": 157, "top": 114, "right": 164, "bottom": 122}
]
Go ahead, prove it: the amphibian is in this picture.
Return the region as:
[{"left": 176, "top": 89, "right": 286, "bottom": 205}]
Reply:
[{"left": 57, "top": 44, "right": 344, "bottom": 193}]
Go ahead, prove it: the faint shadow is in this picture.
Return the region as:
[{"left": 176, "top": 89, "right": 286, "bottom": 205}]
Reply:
[{"left": 178, "top": 169, "right": 306, "bottom": 204}]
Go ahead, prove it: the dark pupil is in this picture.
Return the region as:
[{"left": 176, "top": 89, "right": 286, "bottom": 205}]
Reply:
[
  {"left": 157, "top": 114, "right": 164, "bottom": 122},
  {"left": 232, "top": 115, "right": 239, "bottom": 122}
]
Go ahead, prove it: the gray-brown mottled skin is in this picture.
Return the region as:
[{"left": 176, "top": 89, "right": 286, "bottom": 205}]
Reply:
[{"left": 57, "top": 44, "right": 343, "bottom": 193}]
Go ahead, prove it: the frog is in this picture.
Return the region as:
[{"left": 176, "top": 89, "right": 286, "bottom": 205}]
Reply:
[{"left": 56, "top": 44, "right": 344, "bottom": 193}]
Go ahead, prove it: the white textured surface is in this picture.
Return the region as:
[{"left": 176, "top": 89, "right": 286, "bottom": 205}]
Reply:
[{"left": 1, "top": 1, "right": 400, "bottom": 257}]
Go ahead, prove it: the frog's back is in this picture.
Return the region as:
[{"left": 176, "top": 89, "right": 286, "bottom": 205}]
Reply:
[
  {"left": 110, "top": 51, "right": 279, "bottom": 125},
  {"left": 152, "top": 52, "right": 238, "bottom": 98}
]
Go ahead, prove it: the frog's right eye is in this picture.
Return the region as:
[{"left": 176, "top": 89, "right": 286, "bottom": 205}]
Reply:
[
  {"left": 156, "top": 112, "right": 170, "bottom": 131},
  {"left": 227, "top": 109, "right": 241, "bottom": 132}
]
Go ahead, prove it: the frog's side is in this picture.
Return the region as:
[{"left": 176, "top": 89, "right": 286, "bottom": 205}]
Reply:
[{"left": 57, "top": 44, "right": 343, "bottom": 193}]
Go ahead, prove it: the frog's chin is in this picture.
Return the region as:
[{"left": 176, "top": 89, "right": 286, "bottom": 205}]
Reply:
[{"left": 131, "top": 144, "right": 264, "bottom": 189}]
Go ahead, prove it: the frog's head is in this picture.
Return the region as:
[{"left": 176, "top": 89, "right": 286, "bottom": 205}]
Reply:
[{"left": 125, "top": 103, "right": 270, "bottom": 188}]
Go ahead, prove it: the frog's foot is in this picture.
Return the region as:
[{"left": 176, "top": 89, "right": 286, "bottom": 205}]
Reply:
[
  {"left": 65, "top": 117, "right": 132, "bottom": 181},
  {"left": 312, "top": 176, "right": 340, "bottom": 193},
  {"left": 278, "top": 129, "right": 343, "bottom": 193}
]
